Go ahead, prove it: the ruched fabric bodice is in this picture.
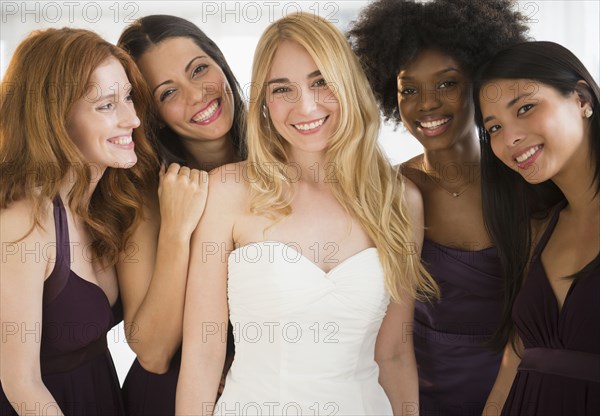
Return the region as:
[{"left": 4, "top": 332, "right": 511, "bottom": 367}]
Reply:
[
  {"left": 414, "top": 239, "right": 503, "bottom": 415},
  {"left": 215, "top": 241, "right": 393, "bottom": 416}
]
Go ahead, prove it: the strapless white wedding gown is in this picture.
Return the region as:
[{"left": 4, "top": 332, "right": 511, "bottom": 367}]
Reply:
[{"left": 214, "top": 241, "right": 393, "bottom": 416}]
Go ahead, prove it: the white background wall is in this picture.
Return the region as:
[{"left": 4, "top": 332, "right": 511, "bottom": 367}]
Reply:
[{"left": 1, "top": 0, "right": 598, "bottom": 384}]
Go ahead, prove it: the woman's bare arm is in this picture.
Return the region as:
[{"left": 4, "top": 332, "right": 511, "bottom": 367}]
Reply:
[
  {"left": 0, "top": 200, "right": 65, "bottom": 415},
  {"left": 116, "top": 164, "right": 208, "bottom": 373}
]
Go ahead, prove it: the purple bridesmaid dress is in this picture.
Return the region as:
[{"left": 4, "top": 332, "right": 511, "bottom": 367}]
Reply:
[
  {"left": 0, "top": 197, "right": 124, "bottom": 416},
  {"left": 415, "top": 240, "right": 504, "bottom": 415},
  {"left": 502, "top": 203, "right": 600, "bottom": 415}
]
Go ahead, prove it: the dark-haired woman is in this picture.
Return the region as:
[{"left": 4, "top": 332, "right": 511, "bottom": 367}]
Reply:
[
  {"left": 116, "top": 15, "right": 246, "bottom": 415},
  {"left": 348, "top": 1, "right": 529, "bottom": 414},
  {"left": 475, "top": 40, "right": 600, "bottom": 416}
]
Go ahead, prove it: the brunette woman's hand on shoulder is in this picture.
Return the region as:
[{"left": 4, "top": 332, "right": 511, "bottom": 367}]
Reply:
[
  {"left": 116, "top": 163, "right": 208, "bottom": 373},
  {"left": 177, "top": 163, "right": 245, "bottom": 415},
  {"left": 158, "top": 163, "right": 209, "bottom": 237}
]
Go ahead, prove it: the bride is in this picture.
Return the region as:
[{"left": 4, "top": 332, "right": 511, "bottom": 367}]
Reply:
[{"left": 176, "top": 12, "right": 439, "bottom": 415}]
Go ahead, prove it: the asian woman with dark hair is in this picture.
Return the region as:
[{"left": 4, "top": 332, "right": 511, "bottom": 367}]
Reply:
[{"left": 475, "top": 41, "right": 599, "bottom": 415}]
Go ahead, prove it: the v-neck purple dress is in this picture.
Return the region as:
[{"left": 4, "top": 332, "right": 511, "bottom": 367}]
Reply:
[
  {"left": 415, "top": 240, "right": 504, "bottom": 416},
  {"left": 502, "top": 204, "right": 600, "bottom": 415},
  {"left": 0, "top": 197, "right": 124, "bottom": 416}
]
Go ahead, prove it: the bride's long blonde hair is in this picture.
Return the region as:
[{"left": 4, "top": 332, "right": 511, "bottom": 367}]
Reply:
[{"left": 246, "top": 13, "right": 439, "bottom": 302}]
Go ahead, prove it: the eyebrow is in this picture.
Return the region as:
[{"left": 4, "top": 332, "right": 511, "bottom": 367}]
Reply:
[
  {"left": 151, "top": 55, "right": 208, "bottom": 95},
  {"left": 267, "top": 70, "right": 322, "bottom": 85},
  {"left": 483, "top": 92, "right": 534, "bottom": 123},
  {"left": 399, "top": 67, "right": 459, "bottom": 80},
  {"left": 91, "top": 88, "right": 132, "bottom": 103},
  {"left": 92, "top": 94, "right": 116, "bottom": 103}
]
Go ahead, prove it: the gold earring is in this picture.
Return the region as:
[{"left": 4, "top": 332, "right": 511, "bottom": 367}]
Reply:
[{"left": 584, "top": 107, "right": 593, "bottom": 118}]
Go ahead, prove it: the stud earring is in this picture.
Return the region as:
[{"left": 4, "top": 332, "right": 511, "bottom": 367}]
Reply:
[{"left": 584, "top": 107, "right": 593, "bottom": 118}]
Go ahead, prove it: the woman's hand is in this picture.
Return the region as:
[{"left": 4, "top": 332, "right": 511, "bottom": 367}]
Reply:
[{"left": 158, "top": 163, "right": 209, "bottom": 236}]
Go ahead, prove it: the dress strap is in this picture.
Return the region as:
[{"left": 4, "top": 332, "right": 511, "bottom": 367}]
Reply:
[
  {"left": 531, "top": 200, "right": 567, "bottom": 261},
  {"left": 42, "top": 196, "right": 72, "bottom": 306}
]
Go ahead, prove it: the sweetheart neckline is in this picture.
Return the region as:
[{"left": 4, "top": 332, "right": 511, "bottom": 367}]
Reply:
[{"left": 230, "top": 241, "right": 379, "bottom": 275}]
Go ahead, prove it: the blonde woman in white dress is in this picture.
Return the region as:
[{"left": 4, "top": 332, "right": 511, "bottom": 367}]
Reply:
[{"left": 176, "top": 13, "right": 439, "bottom": 416}]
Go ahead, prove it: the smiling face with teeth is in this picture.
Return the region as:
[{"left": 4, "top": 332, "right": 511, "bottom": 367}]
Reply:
[
  {"left": 480, "top": 79, "right": 589, "bottom": 184},
  {"left": 397, "top": 49, "right": 475, "bottom": 152},
  {"left": 66, "top": 57, "right": 140, "bottom": 171},
  {"left": 137, "top": 37, "right": 235, "bottom": 144},
  {"left": 265, "top": 40, "right": 340, "bottom": 156}
]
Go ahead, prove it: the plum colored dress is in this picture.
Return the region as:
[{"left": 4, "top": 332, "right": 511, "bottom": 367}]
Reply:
[
  {"left": 0, "top": 197, "right": 124, "bottom": 416},
  {"left": 415, "top": 239, "right": 504, "bottom": 416},
  {"left": 502, "top": 204, "right": 600, "bottom": 415}
]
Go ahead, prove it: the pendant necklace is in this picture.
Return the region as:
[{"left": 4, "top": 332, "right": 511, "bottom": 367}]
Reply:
[{"left": 421, "top": 161, "right": 472, "bottom": 198}]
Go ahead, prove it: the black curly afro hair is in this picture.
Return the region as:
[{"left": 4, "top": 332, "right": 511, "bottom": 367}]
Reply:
[{"left": 348, "top": 0, "right": 530, "bottom": 123}]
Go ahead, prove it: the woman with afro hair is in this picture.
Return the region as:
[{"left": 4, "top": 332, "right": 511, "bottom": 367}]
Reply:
[{"left": 348, "top": 1, "right": 529, "bottom": 414}]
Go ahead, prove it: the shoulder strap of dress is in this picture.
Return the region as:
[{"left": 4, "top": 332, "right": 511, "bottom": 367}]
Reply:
[
  {"left": 531, "top": 200, "right": 567, "bottom": 260},
  {"left": 54, "top": 196, "right": 71, "bottom": 260},
  {"left": 42, "top": 196, "right": 72, "bottom": 305}
]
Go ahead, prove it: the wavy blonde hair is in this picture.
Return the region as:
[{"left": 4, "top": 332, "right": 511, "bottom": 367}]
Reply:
[
  {"left": 0, "top": 28, "right": 159, "bottom": 265},
  {"left": 246, "top": 13, "right": 438, "bottom": 302}
]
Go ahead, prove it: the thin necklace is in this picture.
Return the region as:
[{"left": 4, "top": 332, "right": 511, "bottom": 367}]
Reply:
[{"left": 421, "top": 161, "right": 473, "bottom": 198}]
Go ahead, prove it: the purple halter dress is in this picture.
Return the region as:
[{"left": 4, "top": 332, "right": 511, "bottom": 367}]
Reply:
[
  {"left": 0, "top": 197, "right": 124, "bottom": 415},
  {"left": 502, "top": 203, "right": 600, "bottom": 415}
]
